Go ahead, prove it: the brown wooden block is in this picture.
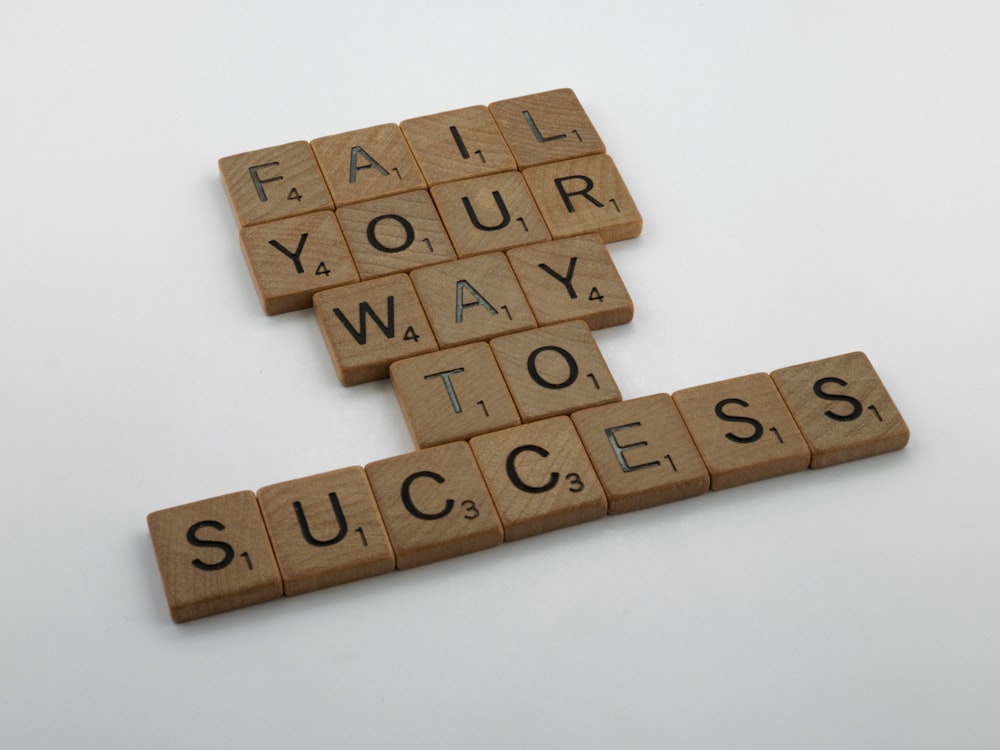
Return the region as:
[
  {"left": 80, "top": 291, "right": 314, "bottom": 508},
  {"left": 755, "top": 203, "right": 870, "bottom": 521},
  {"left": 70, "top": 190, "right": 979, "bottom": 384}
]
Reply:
[
  {"left": 365, "top": 441, "right": 504, "bottom": 569},
  {"left": 256, "top": 467, "right": 396, "bottom": 596},
  {"left": 313, "top": 274, "right": 438, "bottom": 385},
  {"left": 523, "top": 154, "right": 642, "bottom": 243},
  {"left": 400, "top": 105, "right": 518, "bottom": 186},
  {"left": 430, "top": 171, "right": 551, "bottom": 257},
  {"left": 239, "top": 211, "right": 359, "bottom": 315},
  {"left": 770, "top": 351, "right": 910, "bottom": 468},
  {"left": 311, "top": 124, "right": 426, "bottom": 206},
  {"left": 490, "top": 320, "right": 621, "bottom": 422},
  {"left": 506, "top": 234, "right": 633, "bottom": 329},
  {"left": 672, "top": 373, "right": 811, "bottom": 490},
  {"left": 410, "top": 252, "right": 536, "bottom": 349},
  {"left": 469, "top": 416, "right": 607, "bottom": 541},
  {"left": 571, "top": 395, "right": 710, "bottom": 514},
  {"left": 147, "top": 491, "right": 283, "bottom": 623},
  {"left": 390, "top": 342, "right": 521, "bottom": 448},
  {"left": 219, "top": 141, "right": 334, "bottom": 227},
  {"left": 336, "top": 190, "right": 457, "bottom": 280},
  {"left": 488, "top": 88, "right": 605, "bottom": 168}
]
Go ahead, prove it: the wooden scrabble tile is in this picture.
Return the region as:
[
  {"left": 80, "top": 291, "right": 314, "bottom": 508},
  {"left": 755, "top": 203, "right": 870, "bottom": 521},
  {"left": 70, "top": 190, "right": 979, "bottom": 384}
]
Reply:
[
  {"left": 390, "top": 342, "right": 521, "bottom": 448},
  {"left": 336, "top": 190, "right": 457, "bottom": 280},
  {"left": 410, "top": 252, "right": 537, "bottom": 349},
  {"left": 490, "top": 320, "right": 621, "bottom": 422},
  {"left": 469, "top": 416, "right": 607, "bottom": 541},
  {"left": 672, "top": 373, "right": 811, "bottom": 490},
  {"left": 523, "top": 154, "right": 642, "bottom": 243},
  {"left": 365, "top": 441, "right": 504, "bottom": 569},
  {"left": 219, "top": 141, "right": 334, "bottom": 227},
  {"left": 313, "top": 274, "right": 438, "bottom": 385},
  {"left": 488, "top": 88, "right": 606, "bottom": 168},
  {"left": 239, "top": 211, "right": 359, "bottom": 315},
  {"left": 571, "top": 395, "right": 710, "bottom": 514},
  {"left": 506, "top": 234, "right": 633, "bottom": 329},
  {"left": 770, "top": 351, "right": 910, "bottom": 468},
  {"left": 311, "top": 123, "right": 426, "bottom": 206},
  {"left": 147, "top": 491, "right": 283, "bottom": 623},
  {"left": 430, "top": 171, "right": 551, "bottom": 257},
  {"left": 256, "top": 467, "right": 396, "bottom": 596},
  {"left": 400, "top": 105, "right": 518, "bottom": 186}
]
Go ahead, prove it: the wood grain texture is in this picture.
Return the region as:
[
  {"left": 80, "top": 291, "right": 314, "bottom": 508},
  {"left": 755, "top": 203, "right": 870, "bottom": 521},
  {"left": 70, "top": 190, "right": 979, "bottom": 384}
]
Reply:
[
  {"left": 239, "top": 211, "right": 358, "bottom": 314},
  {"left": 490, "top": 320, "right": 621, "bottom": 422},
  {"left": 672, "top": 373, "right": 811, "bottom": 490},
  {"left": 256, "top": 467, "right": 395, "bottom": 596},
  {"left": 469, "top": 416, "right": 607, "bottom": 541},
  {"left": 147, "top": 491, "right": 282, "bottom": 623},
  {"left": 313, "top": 274, "right": 438, "bottom": 385},
  {"left": 410, "top": 252, "right": 537, "bottom": 349},
  {"left": 400, "top": 105, "right": 517, "bottom": 185},
  {"left": 311, "top": 124, "right": 426, "bottom": 206},
  {"left": 523, "top": 154, "right": 642, "bottom": 243},
  {"left": 771, "top": 351, "right": 910, "bottom": 468},
  {"left": 391, "top": 342, "right": 521, "bottom": 448},
  {"left": 430, "top": 171, "right": 550, "bottom": 257},
  {"left": 219, "top": 141, "right": 334, "bottom": 227},
  {"left": 488, "top": 88, "right": 605, "bottom": 169},
  {"left": 506, "top": 234, "right": 633, "bottom": 329},
  {"left": 572, "top": 394, "right": 710, "bottom": 514},
  {"left": 365, "top": 441, "right": 503, "bottom": 569},
  {"left": 335, "top": 189, "right": 456, "bottom": 280}
]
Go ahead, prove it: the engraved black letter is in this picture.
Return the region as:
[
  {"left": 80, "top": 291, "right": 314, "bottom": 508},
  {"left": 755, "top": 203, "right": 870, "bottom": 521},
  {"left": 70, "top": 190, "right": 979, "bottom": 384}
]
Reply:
[
  {"left": 268, "top": 233, "right": 308, "bottom": 274},
  {"left": 333, "top": 296, "right": 396, "bottom": 345},
  {"left": 538, "top": 256, "right": 579, "bottom": 299},
  {"left": 293, "top": 493, "right": 349, "bottom": 547},
  {"left": 462, "top": 191, "right": 511, "bottom": 231},
  {"left": 366, "top": 214, "right": 415, "bottom": 253},
  {"left": 505, "top": 444, "right": 559, "bottom": 494},
  {"left": 527, "top": 345, "right": 579, "bottom": 390},
  {"left": 715, "top": 398, "right": 765, "bottom": 444},
  {"left": 554, "top": 175, "right": 603, "bottom": 213},
  {"left": 187, "top": 521, "right": 235, "bottom": 571},
  {"left": 813, "top": 377, "right": 864, "bottom": 422},
  {"left": 400, "top": 471, "right": 455, "bottom": 520}
]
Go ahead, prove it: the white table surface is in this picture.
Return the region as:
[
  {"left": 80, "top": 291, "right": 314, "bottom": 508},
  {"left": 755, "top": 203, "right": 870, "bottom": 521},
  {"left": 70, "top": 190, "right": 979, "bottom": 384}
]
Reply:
[{"left": 3, "top": 2, "right": 998, "bottom": 747}]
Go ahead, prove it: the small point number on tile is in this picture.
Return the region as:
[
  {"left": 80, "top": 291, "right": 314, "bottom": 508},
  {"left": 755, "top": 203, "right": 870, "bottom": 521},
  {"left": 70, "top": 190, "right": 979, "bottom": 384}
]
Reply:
[
  {"left": 240, "top": 551, "right": 254, "bottom": 570},
  {"left": 477, "top": 400, "right": 489, "bottom": 417},
  {"left": 586, "top": 373, "right": 600, "bottom": 389},
  {"left": 461, "top": 500, "right": 480, "bottom": 520},
  {"left": 869, "top": 405, "right": 884, "bottom": 422},
  {"left": 288, "top": 187, "right": 303, "bottom": 202},
  {"left": 589, "top": 287, "right": 604, "bottom": 303},
  {"left": 355, "top": 527, "right": 368, "bottom": 546},
  {"left": 665, "top": 454, "right": 678, "bottom": 472},
  {"left": 565, "top": 473, "right": 584, "bottom": 493},
  {"left": 315, "top": 262, "right": 331, "bottom": 276},
  {"left": 769, "top": 426, "right": 784, "bottom": 444},
  {"left": 403, "top": 326, "right": 421, "bottom": 343},
  {"left": 516, "top": 217, "right": 528, "bottom": 232},
  {"left": 422, "top": 238, "right": 434, "bottom": 253}
]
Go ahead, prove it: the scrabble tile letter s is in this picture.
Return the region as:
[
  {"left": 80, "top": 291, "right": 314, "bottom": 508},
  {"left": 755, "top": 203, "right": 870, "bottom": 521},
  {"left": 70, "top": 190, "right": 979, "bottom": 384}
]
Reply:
[{"left": 147, "top": 491, "right": 283, "bottom": 623}]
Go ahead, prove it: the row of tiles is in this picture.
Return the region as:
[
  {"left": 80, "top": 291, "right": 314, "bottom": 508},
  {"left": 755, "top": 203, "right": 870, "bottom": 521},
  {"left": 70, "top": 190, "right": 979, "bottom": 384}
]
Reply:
[
  {"left": 314, "top": 239, "right": 632, "bottom": 386},
  {"left": 219, "top": 88, "right": 616, "bottom": 227},
  {"left": 147, "top": 351, "right": 909, "bottom": 622},
  {"left": 234, "top": 156, "right": 641, "bottom": 316}
]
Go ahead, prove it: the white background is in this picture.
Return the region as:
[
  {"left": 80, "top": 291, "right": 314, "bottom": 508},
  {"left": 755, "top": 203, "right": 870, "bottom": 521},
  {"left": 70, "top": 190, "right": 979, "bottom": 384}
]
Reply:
[{"left": 3, "top": 1, "right": 998, "bottom": 747}]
